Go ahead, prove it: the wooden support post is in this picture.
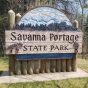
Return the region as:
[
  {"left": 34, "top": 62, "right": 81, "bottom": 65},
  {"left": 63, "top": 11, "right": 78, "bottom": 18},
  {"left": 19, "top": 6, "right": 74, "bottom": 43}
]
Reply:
[
  {"left": 30, "top": 0, "right": 41, "bottom": 74},
  {"left": 71, "top": 54, "right": 77, "bottom": 71},
  {"left": 30, "top": 0, "right": 41, "bottom": 71},
  {"left": 66, "top": 59, "right": 71, "bottom": 72},
  {"left": 73, "top": 20, "right": 79, "bottom": 29},
  {"left": 50, "top": 60, "right": 56, "bottom": 73},
  {"left": 15, "top": 60, "right": 21, "bottom": 75},
  {"left": 56, "top": 59, "right": 61, "bottom": 72},
  {"left": 61, "top": 59, "right": 66, "bottom": 72},
  {"left": 15, "top": 13, "right": 21, "bottom": 23},
  {"left": 8, "top": 10, "right": 15, "bottom": 76},
  {"left": 21, "top": 5, "right": 28, "bottom": 75},
  {"left": 71, "top": 20, "right": 78, "bottom": 72},
  {"left": 22, "top": 61, "right": 27, "bottom": 75},
  {"left": 34, "top": 60, "right": 40, "bottom": 74},
  {"left": 8, "top": 10, "right": 15, "bottom": 29},
  {"left": 9, "top": 55, "right": 15, "bottom": 75},
  {"left": 27, "top": 60, "right": 34, "bottom": 74},
  {"left": 45, "top": 60, "right": 50, "bottom": 73},
  {"left": 41, "top": 60, "right": 46, "bottom": 73},
  {"left": 15, "top": 13, "right": 22, "bottom": 75}
]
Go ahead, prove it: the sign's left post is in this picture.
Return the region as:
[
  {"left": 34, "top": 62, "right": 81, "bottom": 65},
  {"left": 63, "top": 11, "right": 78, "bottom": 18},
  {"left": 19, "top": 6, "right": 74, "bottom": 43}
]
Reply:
[{"left": 8, "top": 10, "right": 15, "bottom": 76}]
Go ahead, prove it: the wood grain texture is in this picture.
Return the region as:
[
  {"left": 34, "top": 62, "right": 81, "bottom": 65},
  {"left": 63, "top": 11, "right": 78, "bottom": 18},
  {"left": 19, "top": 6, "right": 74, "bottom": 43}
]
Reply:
[
  {"left": 45, "top": 59, "right": 50, "bottom": 73},
  {"left": 50, "top": 59, "right": 56, "bottom": 72},
  {"left": 41, "top": 60, "right": 46, "bottom": 73},
  {"left": 22, "top": 61, "right": 27, "bottom": 75},
  {"left": 6, "top": 42, "right": 82, "bottom": 54},
  {"left": 61, "top": 59, "right": 66, "bottom": 72},
  {"left": 71, "top": 53, "right": 77, "bottom": 71},
  {"left": 5, "top": 30, "right": 82, "bottom": 54},
  {"left": 66, "top": 59, "right": 71, "bottom": 72},
  {"left": 34, "top": 60, "right": 40, "bottom": 74},
  {"left": 27, "top": 60, "right": 34, "bottom": 74},
  {"left": 5, "top": 30, "right": 83, "bottom": 42},
  {"left": 15, "top": 13, "right": 21, "bottom": 24},
  {"left": 15, "top": 60, "right": 21, "bottom": 75},
  {"left": 15, "top": 13, "right": 22, "bottom": 75},
  {"left": 8, "top": 10, "right": 15, "bottom": 29},
  {"left": 8, "top": 10, "right": 15, "bottom": 76},
  {"left": 56, "top": 59, "right": 61, "bottom": 72},
  {"left": 9, "top": 55, "right": 15, "bottom": 75}
]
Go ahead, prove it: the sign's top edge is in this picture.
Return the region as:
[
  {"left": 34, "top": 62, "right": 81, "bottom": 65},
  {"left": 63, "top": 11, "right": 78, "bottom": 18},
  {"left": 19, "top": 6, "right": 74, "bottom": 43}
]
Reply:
[{"left": 6, "top": 30, "right": 82, "bottom": 32}]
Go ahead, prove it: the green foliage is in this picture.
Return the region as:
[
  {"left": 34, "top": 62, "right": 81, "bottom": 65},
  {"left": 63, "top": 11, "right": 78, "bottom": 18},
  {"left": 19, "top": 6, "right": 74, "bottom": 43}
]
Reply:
[
  {"left": 0, "top": 0, "right": 9, "bottom": 15},
  {"left": 0, "top": 15, "right": 9, "bottom": 56},
  {"left": 0, "top": 71, "right": 3, "bottom": 75},
  {"left": 0, "top": 56, "right": 8, "bottom": 70},
  {"left": 83, "top": 20, "right": 88, "bottom": 53},
  {"left": 6, "top": 0, "right": 24, "bottom": 14},
  {"left": 84, "top": 14, "right": 88, "bottom": 33},
  {"left": 84, "top": 4, "right": 88, "bottom": 8},
  {"left": 0, "top": 0, "right": 10, "bottom": 56},
  {"left": 84, "top": 22, "right": 88, "bottom": 38},
  {"left": 78, "top": 14, "right": 85, "bottom": 19},
  {"left": 0, "top": 78, "right": 88, "bottom": 88},
  {"left": 0, "top": 56, "right": 88, "bottom": 87}
]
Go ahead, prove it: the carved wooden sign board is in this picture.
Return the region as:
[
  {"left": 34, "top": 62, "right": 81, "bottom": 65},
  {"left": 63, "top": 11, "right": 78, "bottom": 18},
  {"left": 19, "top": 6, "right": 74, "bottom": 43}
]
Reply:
[
  {"left": 5, "top": 30, "right": 82, "bottom": 54},
  {"left": 5, "top": 6, "right": 82, "bottom": 59}
]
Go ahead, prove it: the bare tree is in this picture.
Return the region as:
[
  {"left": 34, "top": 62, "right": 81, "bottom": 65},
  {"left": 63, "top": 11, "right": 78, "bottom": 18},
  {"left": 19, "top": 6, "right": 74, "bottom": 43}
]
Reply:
[
  {"left": 54, "top": 0, "right": 77, "bottom": 21},
  {"left": 75, "top": 0, "right": 88, "bottom": 31}
]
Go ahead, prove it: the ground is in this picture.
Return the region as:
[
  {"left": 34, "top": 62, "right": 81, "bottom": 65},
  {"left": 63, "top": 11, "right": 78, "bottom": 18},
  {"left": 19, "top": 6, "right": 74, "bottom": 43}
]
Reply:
[{"left": 0, "top": 54, "right": 88, "bottom": 88}]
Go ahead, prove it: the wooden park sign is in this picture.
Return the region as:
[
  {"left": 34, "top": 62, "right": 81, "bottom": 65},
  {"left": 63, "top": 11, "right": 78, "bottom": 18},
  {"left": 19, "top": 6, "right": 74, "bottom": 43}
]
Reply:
[
  {"left": 7, "top": 6, "right": 82, "bottom": 76},
  {"left": 6, "top": 6, "right": 83, "bottom": 59},
  {"left": 6, "top": 6, "right": 83, "bottom": 55},
  {"left": 5, "top": 30, "right": 82, "bottom": 54}
]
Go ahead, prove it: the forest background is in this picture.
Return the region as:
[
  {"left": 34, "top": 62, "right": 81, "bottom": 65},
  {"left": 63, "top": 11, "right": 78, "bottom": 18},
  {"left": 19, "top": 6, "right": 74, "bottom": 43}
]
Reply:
[{"left": 0, "top": 0, "right": 88, "bottom": 56}]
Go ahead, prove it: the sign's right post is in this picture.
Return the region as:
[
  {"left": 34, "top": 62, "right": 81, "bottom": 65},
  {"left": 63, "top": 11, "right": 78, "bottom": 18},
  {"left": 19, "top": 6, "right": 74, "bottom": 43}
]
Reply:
[{"left": 72, "top": 20, "right": 79, "bottom": 71}]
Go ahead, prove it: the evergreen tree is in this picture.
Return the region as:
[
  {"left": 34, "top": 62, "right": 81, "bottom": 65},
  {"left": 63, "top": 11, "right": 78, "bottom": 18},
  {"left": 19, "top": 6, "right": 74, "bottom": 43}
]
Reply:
[{"left": 0, "top": 0, "right": 9, "bottom": 15}]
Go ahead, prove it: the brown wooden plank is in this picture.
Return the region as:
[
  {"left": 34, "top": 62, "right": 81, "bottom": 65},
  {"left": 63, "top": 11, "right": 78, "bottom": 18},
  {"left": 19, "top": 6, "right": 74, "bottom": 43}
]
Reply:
[
  {"left": 5, "top": 30, "right": 83, "bottom": 43},
  {"left": 8, "top": 10, "right": 15, "bottom": 29},
  {"left": 61, "top": 59, "right": 66, "bottom": 72},
  {"left": 71, "top": 19, "right": 78, "bottom": 72},
  {"left": 50, "top": 60, "right": 56, "bottom": 73},
  {"left": 56, "top": 59, "right": 61, "bottom": 72},
  {"left": 15, "top": 13, "right": 21, "bottom": 23},
  {"left": 27, "top": 60, "right": 34, "bottom": 74},
  {"left": 66, "top": 59, "right": 71, "bottom": 72},
  {"left": 22, "top": 61, "right": 27, "bottom": 75},
  {"left": 6, "top": 42, "right": 82, "bottom": 54},
  {"left": 9, "top": 55, "right": 15, "bottom": 75},
  {"left": 41, "top": 60, "right": 46, "bottom": 73},
  {"left": 34, "top": 60, "right": 40, "bottom": 74},
  {"left": 8, "top": 10, "right": 15, "bottom": 76},
  {"left": 5, "top": 30, "right": 82, "bottom": 54},
  {"left": 14, "top": 13, "right": 22, "bottom": 75},
  {"left": 71, "top": 53, "right": 77, "bottom": 71},
  {"left": 45, "top": 59, "right": 50, "bottom": 73},
  {"left": 15, "top": 60, "right": 21, "bottom": 75},
  {"left": 31, "top": 20, "right": 40, "bottom": 71}
]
